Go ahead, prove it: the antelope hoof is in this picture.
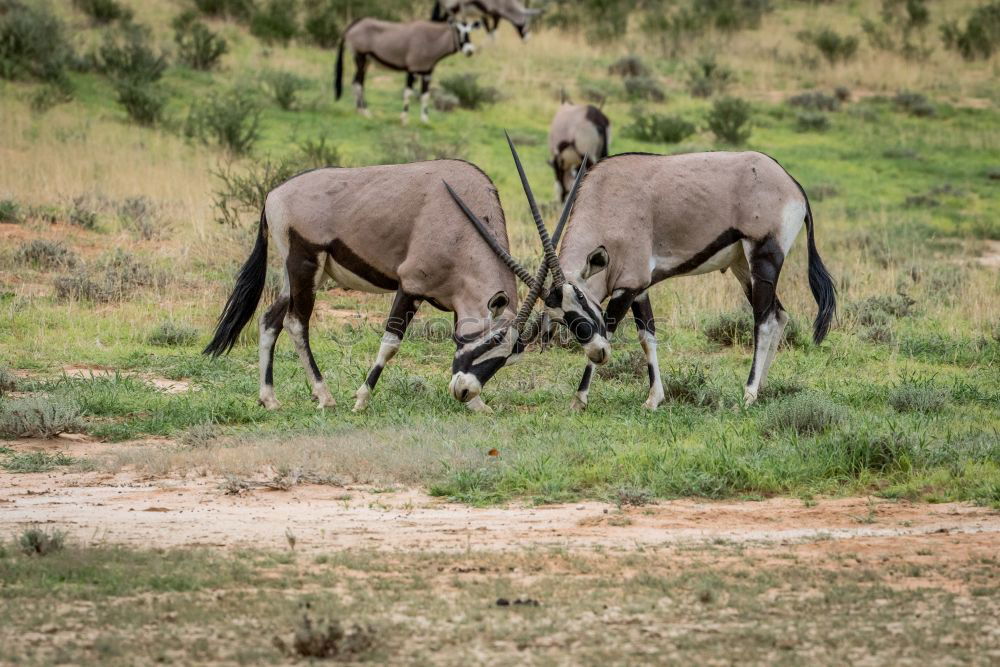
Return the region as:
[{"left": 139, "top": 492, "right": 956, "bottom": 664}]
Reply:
[
  {"left": 570, "top": 393, "right": 588, "bottom": 412},
  {"left": 643, "top": 394, "right": 664, "bottom": 411},
  {"left": 313, "top": 387, "right": 337, "bottom": 410},
  {"left": 420, "top": 113, "right": 430, "bottom": 125},
  {"left": 259, "top": 395, "right": 280, "bottom": 411},
  {"left": 353, "top": 385, "right": 371, "bottom": 413},
  {"left": 360, "top": 108, "right": 373, "bottom": 119},
  {"left": 743, "top": 388, "right": 758, "bottom": 407},
  {"left": 465, "top": 396, "right": 492, "bottom": 413},
  {"left": 400, "top": 112, "right": 409, "bottom": 126}
]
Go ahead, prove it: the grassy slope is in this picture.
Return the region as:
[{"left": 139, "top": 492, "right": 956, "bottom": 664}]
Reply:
[{"left": 0, "top": 0, "right": 998, "bottom": 504}]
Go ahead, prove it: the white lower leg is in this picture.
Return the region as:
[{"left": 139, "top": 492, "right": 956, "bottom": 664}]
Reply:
[
  {"left": 258, "top": 323, "right": 280, "bottom": 410},
  {"left": 639, "top": 331, "right": 665, "bottom": 410},
  {"left": 420, "top": 92, "right": 430, "bottom": 123},
  {"left": 570, "top": 363, "right": 596, "bottom": 411},
  {"left": 353, "top": 82, "right": 371, "bottom": 117},
  {"left": 758, "top": 310, "right": 788, "bottom": 390},
  {"left": 285, "top": 316, "right": 335, "bottom": 409},
  {"left": 744, "top": 315, "right": 779, "bottom": 406},
  {"left": 400, "top": 87, "right": 412, "bottom": 125},
  {"left": 353, "top": 333, "right": 401, "bottom": 412},
  {"left": 465, "top": 396, "right": 492, "bottom": 413}
]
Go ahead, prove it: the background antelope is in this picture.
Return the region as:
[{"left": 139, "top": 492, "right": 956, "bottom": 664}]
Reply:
[
  {"left": 548, "top": 102, "right": 610, "bottom": 203},
  {"left": 203, "top": 159, "right": 580, "bottom": 414},
  {"left": 431, "top": 0, "right": 542, "bottom": 40},
  {"left": 472, "top": 149, "right": 837, "bottom": 411},
  {"left": 335, "top": 17, "right": 481, "bottom": 124}
]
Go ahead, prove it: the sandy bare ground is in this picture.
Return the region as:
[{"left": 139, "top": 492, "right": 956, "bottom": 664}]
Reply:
[{"left": 3, "top": 439, "right": 998, "bottom": 556}]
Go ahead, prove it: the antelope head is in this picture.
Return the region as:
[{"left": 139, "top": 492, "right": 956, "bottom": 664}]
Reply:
[{"left": 451, "top": 18, "right": 482, "bottom": 56}]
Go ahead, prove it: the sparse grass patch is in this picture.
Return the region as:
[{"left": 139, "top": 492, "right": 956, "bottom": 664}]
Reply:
[
  {"left": 14, "top": 239, "right": 78, "bottom": 269},
  {"left": 661, "top": 364, "right": 723, "bottom": 408},
  {"left": 117, "top": 195, "right": 165, "bottom": 239},
  {"left": 17, "top": 526, "right": 66, "bottom": 556},
  {"left": 438, "top": 74, "right": 500, "bottom": 110},
  {"left": 2, "top": 450, "right": 75, "bottom": 472},
  {"left": 148, "top": 321, "right": 198, "bottom": 347},
  {"left": 0, "top": 396, "right": 84, "bottom": 439},
  {"left": 788, "top": 91, "right": 840, "bottom": 112},
  {"left": 596, "top": 349, "right": 646, "bottom": 380},
  {"left": 893, "top": 90, "right": 935, "bottom": 117},
  {"left": 761, "top": 393, "right": 848, "bottom": 436},
  {"left": 186, "top": 87, "right": 262, "bottom": 155},
  {"left": 263, "top": 69, "right": 309, "bottom": 110},
  {"left": 0, "top": 198, "right": 24, "bottom": 223},
  {"left": 795, "top": 111, "right": 830, "bottom": 132},
  {"left": 173, "top": 10, "right": 227, "bottom": 71},
  {"left": 799, "top": 28, "right": 859, "bottom": 64},
  {"left": 53, "top": 249, "right": 161, "bottom": 303},
  {"left": 889, "top": 376, "right": 949, "bottom": 414},
  {"left": 250, "top": 0, "right": 299, "bottom": 47},
  {"left": 624, "top": 75, "right": 665, "bottom": 102}
]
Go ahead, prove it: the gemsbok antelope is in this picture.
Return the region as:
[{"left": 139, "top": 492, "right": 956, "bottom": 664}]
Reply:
[
  {"left": 549, "top": 102, "right": 610, "bottom": 203},
  {"left": 334, "top": 17, "right": 481, "bottom": 124},
  {"left": 203, "top": 159, "right": 585, "bottom": 413},
  {"left": 431, "top": 0, "right": 542, "bottom": 40},
  {"left": 467, "top": 148, "right": 837, "bottom": 411}
]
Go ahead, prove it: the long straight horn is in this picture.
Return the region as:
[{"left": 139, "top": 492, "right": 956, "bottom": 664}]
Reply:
[
  {"left": 444, "top": 181, "right": 539, "bottom": 290},
  {"left": 505, "top": 130, "right": 566, "bottom": 287},
  {"left": 554, "top": 152, "right": 588, "bottom": 249}
]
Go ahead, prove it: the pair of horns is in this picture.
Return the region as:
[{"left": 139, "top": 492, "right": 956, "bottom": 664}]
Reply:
[{"left": 444, "top": 131, "right": 588, "bottom": 337}]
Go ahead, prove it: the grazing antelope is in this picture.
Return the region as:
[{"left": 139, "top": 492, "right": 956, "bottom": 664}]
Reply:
[
  {"left": 549, "top": 102, "right": 610, "bottom": 203},
  {"left": 431, "top": 0, "right": 542, "bottom": 40},
  {"left": 469, "top": 149, "right": 837, "bottom": 410},
  {"left": 334, "top": 17, "right": 481, "bottom": 124},
  {"left": 203, "top": 159, "right": 582, "bottom": 413}
]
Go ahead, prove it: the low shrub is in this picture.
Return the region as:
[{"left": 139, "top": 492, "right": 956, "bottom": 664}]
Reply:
[
  {"left": 113, "top": 78, "right": 167, "bottom": 126},
  {"left": 54, "top": 249, "right": 160, "bottom": 302},
  {"left": 0, "top": 3, "right": 74, "bottom": 85},
  {"left": 96, "top": 22, "right": 167, "bottom": 84},
  {"left": 889, "top": 377, "right": 948, "bottom": 413},
  {"left": 703, "top": 310, "right": 753, "bottom": 347},
  {"left": 661, "top": 364, "right": 723, "bottom": 408},
  {"left": 148, "top": 321, "right": 199, "bottom": 347},
  {"left": 264, "top": 70, "right": 309, "bottom": 110},
  {"left": 0, "top": 367, "right": 17, "bottom": 395},
  {"left": 625, "top": 109, "right": 695, "bottom": 143},
  {"left": 0, "top": 199, "right": 24, "bottom": 223},
  {"left": 846, "top": 293, "right": 917, "bottom": 325},
  {"left": 761, "top": 393, "right": 848, "bottom": 435},
  {"left": 787, "top": 91, "right": 840, "bottom": 111},
  {"left": 17, "top": 526, "right": 66, "bottom": 556},
  {"left": 0, "top": 396, "right": 84, "bottom": 438},
  {"left": 608, "top": 55, "right": 648, "bottom": 78},
  {"left": 194, "top": 0, "right": 254, "bottom": 21},
  {"left": 623, "top": 75, "right": 665, "bottom": 102},
  {"left": 860, "top": 321, "right": 895, "bottom": 345},
  {"left": 795, "top": 111, "right": 830, "bottom": 132},
  {"left": 29, "top": 83, "right": 74, "bottom": 113},
  {"left": 432, "top": 89, "right": 460, "bottom": 112},
  {"left": 439, "top": 74, "right": 500, "bottom": 110},
  {"left": 296, "top": 135, "right": 341, "bottom": 167},
  {"left": 687, "top": 55, "right": 733, "bottom": 98},
  {"left": 597, "top": 349, "right": 646, "bottom": 381},
  {"left": 303, "top": 0, "right": 341, "bottom": 48},
  {"left": 180, "top": 422, "right": 219, "bottom": 448},
  {"left": 250, "top": 0, "right": 299, "bottom": 47},
  {"left": 173, "top": 11, "right": 228, "bottom": 71},
  {"left": 68, "top": 195, "right": 101, "bottom": 229},
  {"left": 800, "top": 28, "right": 859, "bottom": 64},
  {"left": 707, "top": 96, "right": 751, "bottom": 144},
  {"left": 941, "top": 1, "right": 1000, "bottom": 60},
  {"left": 117, "top": 196, "right": 164, "bottom": 239},
  {"left": 186, "top": 88, "right": 262, "bottom": 155},
  {"left": 893, "top": 90, "right": 935, "bottom": 117},
  {"left": 375, "top": 132, "right": 462, "bottom": 164},
  {"left": 14, "top": 239, "right": 78, "bottom": 269},
  {"left": 73, "top": 0, "right": 132, "bottom": 25}
]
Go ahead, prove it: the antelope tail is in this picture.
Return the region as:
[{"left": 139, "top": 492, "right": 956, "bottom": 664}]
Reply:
[
  {"left": 203, "top": 210, "right": 269, "bottom": 357},
  {"left": 334, "top": 36, "right": 345, "bottom": 100},
  {"left": 431, "top": 1, "right": 446, "bottom": 21},
  {"left": 804, "top": 196, "right": 836, "bottom": 344}
]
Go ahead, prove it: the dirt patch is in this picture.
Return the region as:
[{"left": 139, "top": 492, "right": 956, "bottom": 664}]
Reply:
[{"left": 978, "top": 239, "right": 1000, "bottom": 269}]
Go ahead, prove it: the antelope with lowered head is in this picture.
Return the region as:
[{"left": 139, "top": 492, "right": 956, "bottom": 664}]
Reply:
[
  {"left": 335, "top": 17, "right": 481, "bottom": 124},
  {"left": 203, "top": 159, "right": 585, "bottom": 413},
  {"left": 549, "top": 102, "right": 610, "bottom": 203},
  {"left": 469, "top": 148, "right": 837, "bottom": 411},
  {"left": 431, "top": 0, "right": 542, "bottom": 40}
]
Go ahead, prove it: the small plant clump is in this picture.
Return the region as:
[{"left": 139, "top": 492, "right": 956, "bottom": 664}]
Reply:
[
  {"left": 68, "top": 195, "right": 101, "bottom": 229},
  {"left": 889, "top": 378, "right": 948, "bottom": 413},
  {"left": 302, "top": 0, "right": 341, "bottom": 48},
  {"left": 148, "top": 321, "right": 199, "bottom": 347},
  {"left": 941, "top": 1, "right": 1000, "bottom": 60},
  {"left": 687, "top": 55, "right": 733, "bottom": 98},
  {"left": 97, "top": 22, "right": 169, "bottom": 125},
  {"left": 624, "top": 75, "right": 666, "bottom": 102},
  {"left": 173, "top": 10, "right": 228, "bottom": 71},
  {"left": 702, "top": 310, "right": 753, "bottom": 347},
  {"left": 661, "top": 364, "right": 723, "bottom": 408},
  {"left": 0, "top": 199, "right": 25, "bottom": 223},
  {"left": 439, "top": 74, "right": 501, "bottom": 110},
  {"left": 273, "top": 609, "right": 376, "bottom": 660},
  {"left": 707, "top": 96, "right": 751, "bottom": 144},
  {"left": 762, "top": 393, "right": 848, "bottom": 436},
  {"left": 250, "top": 0, "right": 299, "bottom": 47},
  {"left": 186, "top": 88, "right": 262, "bottom": 155},
  {"left": 795, "top": 111, "right": 830, "bottom": 132},
  {"left": 73, "top": 0, "right": 133, "bottom": 25},
  {"left": 800, "top": 28, "right": 860, "bottom": 64},
  {"left": 625, "top": 109, "right": 696, "bottom": 143},
  {"left": 597, "top": 349, "right": 647, "bottom": 381},
  {"left": 194, "top": 0, "right": 254, "bottom": 22},
  {"left": 608, "top": 55, "right": 648, "bottom": 78},
  {"left": 0, "top": 3, "right": 74, "bottom": 87},
  {"left": 0, "top": 396, "right": 85, "bottom": 438},
  {"left": 893, "top": 90, "right": 935, "bottom": 117},
  {"left": 788, "top": 91, "right": 841, "bottom": 112},
  {"left": 263, "top": 70, "right": 309, "bottom": 110},
  {"left": 17, "top": 527, "right": 66, "bottom": 556},
  {"left": 14, "top": 239, "right": 78, "bottom": 269},
  {"left": 54, "top": 249, "right": 160, "bottom": 303},
  {"left": 117, "top": 196, "right": 165, "bottom": 240}
]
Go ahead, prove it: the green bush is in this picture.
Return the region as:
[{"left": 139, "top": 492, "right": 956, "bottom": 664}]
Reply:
[
  {"left": 96, "top": 22, "right": 167, "bottom": 84},
  {"left": 596, "top": 349, "right": 646, "bottom": 381},
  {"left": 787, "top": 91, "right": 840, "bottom": 111},
  {"left": 29, "top": 83, "right": 73, "bottom": 113},
  {"left": 801, "top": 28, "right": 859, "bottom": 64},
  {"left": 0, "top": 199, "right": 24, "bottom": 224},
  {"left": 17, "top": 527, "right": 66, "bottom": 556},
  {"left": 608, "top": 55, "right": 648, "bottom": 78},
  {"left": 173, "top": 11, "right": 228, "bottom": 71},
  {"left": 687, "top": 54, "right": 733, "bottom": 98},
  {"left": 0, "top": 3, "right": 74, "bottom": 85},
  {"left": 795, "top": 111, "right": 830, "bottom": 132},
  {"left": 941, "top": 1, "right": 1000, "bottom": 60},
  {"left": 251, "top": 0, "right": 299, "bottom": 47},
  {"left": 707, "top": 96, "right": 751, "bottom": 144},
  {"left": 186, "top": 88, "right": 262, "bottom": 155},
  {"left": 762, "top": 393, "right": 848, "bottom": 435},
  {"left": 893, "top": 90, "right": 935, "bottom": 117},
  {"left": 846, "top": 294, "right": 917, "bottom": 325},
  {"left": 625, "top": 109, "right": 695, "bottom": 143},
  {"left": 696, "top": 0, "right": 772, "bottom": 32},
  {"left": 703, "top": 310, "right": 754, "bottom": 347},
  {"left": 0, "top": 396, "right": 84, "bottom": 438},
  {"left": 73, "top": 0, "right": 132, "bottom": 25},
  {"left": 0, "top": 367, "right": 16, "bottom": 395},
  {"left": 439, "top": 74, "right": 500, "bottom": 110},
  {"left": 113, "top": 78, "right": 167, "bottom": 126},
  {"left": 194, "top": 0, "right": 255, "bottom": 21},
  {"left": 264, "top": 70, "right": 309, "bottom": 110},
  {"left": 68, "top": 195, "right": 100, "bottom": 229},
  {"left": 148, "top": 321, "right": 199, "bottom": 347},
  {"left": 624, "top": 75, "right": 665, "bottom": 102},
  {"left": 14, "top": 239, "right": 78, "bottom": 269},
  {"left": 303, "top": 0, "right": 341, "bottom": 48}
]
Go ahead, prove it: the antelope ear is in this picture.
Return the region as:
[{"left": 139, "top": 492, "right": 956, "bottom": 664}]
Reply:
[
  {"left": 488, "top": 291, "right": 509, "bottom": 319},
  {"left": 581, "top": 246, "right": 609, "bottom": 279}
]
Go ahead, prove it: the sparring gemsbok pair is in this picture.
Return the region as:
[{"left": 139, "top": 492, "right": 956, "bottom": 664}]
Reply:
[
  {"left": 449, "top": 140, "right": 837, "bottom": 410},
  {"left": 202, "top": 158, "right": 588, "bottom": 413}
]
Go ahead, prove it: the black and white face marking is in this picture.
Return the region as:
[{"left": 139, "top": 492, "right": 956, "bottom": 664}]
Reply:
[
  {"left": 449, "top": 324, "right": 523, "bottom": 404},
  {"left": 543, "top": 283, "right": 609, "bottom": 364},
  {"left": 453, "top": 20, "right": 481, "bottom": 55}
]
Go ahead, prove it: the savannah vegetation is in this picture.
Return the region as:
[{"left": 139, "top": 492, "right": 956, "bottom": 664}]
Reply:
[{"left": 0, "top": 0, "right": 998, "bottom": 511}]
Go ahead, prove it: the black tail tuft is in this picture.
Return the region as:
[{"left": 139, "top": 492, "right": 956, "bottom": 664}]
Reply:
[
  {"left": 203, "top": 210, "right": 269, "bottom": 357},
  {"left": 803, "top": 197, "right": 836, "bottom": 344},
  {"left": 334, "top": 37, "right": 345, "bottom": 100},
  {"left": 431, "top": 1, "right": 446, "bottom": 21}
]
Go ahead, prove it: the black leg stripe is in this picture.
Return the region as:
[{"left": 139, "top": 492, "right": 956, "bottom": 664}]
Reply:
[
  {"left": 578, "top": 364, "right": 593, "bottom": 393},
  {"left": 647, "top": 363, "right": 655, "bottom": 387},
  {"left": 366, "top": 364, "right": 384, "bottom": 389}
]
